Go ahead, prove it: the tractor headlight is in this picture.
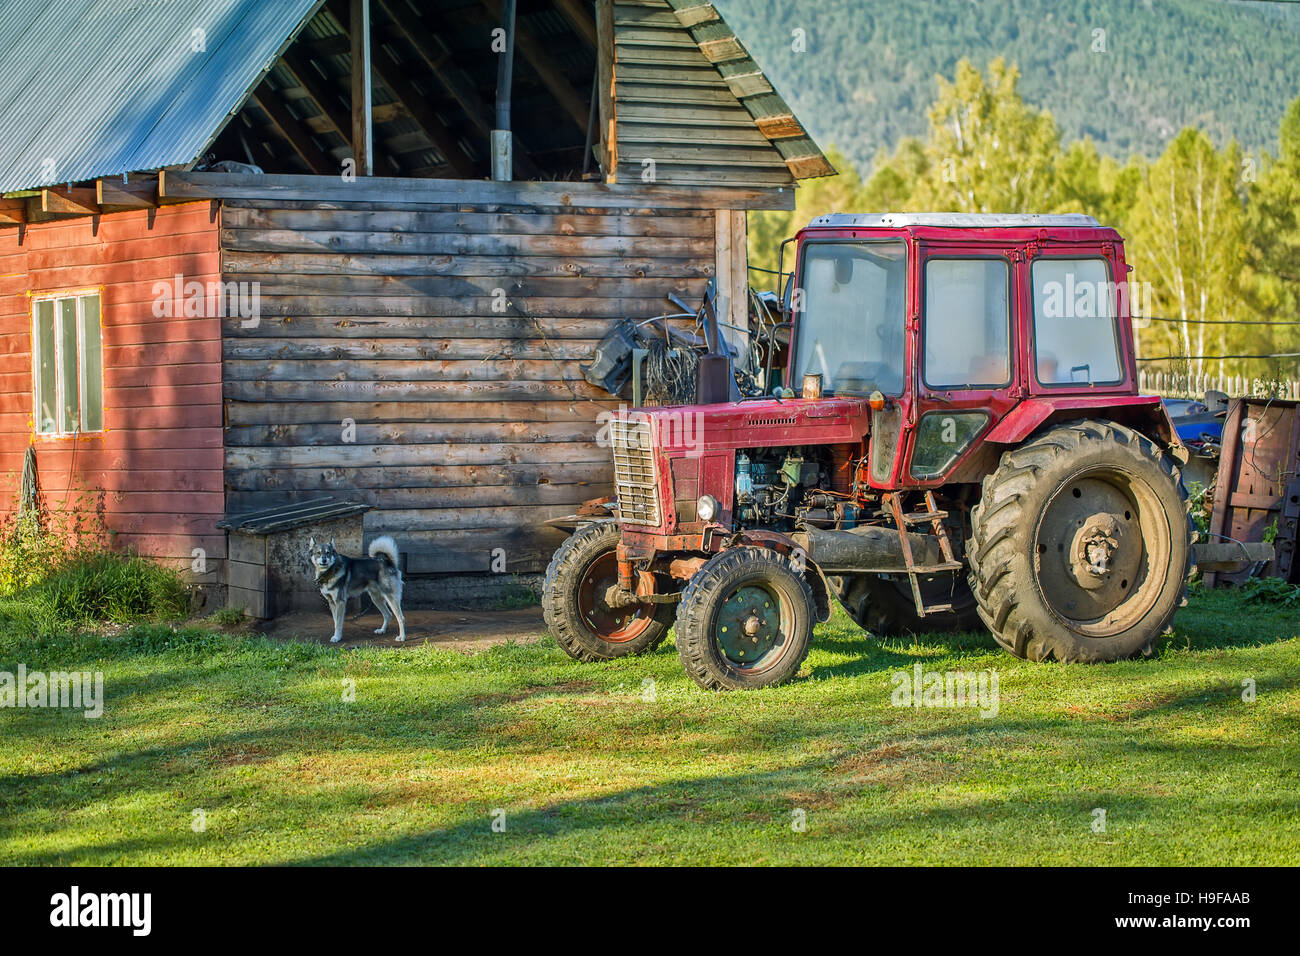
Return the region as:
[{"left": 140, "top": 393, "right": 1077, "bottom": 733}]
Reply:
[{"left": 697, "top": 494, "right": 718, "bottom": 522}]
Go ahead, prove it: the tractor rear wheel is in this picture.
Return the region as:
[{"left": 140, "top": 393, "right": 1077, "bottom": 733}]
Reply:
[
  {"left": 967, "top": 419, "right": 1191, "bottom": 662},
  {"left": 542, "top": 521, "right": 675, "bottom": 662},
  {"left": 675, "top": 547, "right": 815, "bottom": 690},
  {"left": 831, "top": 572, "right": 981, "bottom": 636}
]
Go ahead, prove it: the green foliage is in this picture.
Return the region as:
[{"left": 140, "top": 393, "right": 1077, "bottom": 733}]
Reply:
[
  {"left": 208, "top": 605, "right": 247, "bottom": 627},
  {"left": 715, "top": 0, "right": 1300, "bottom": 171},
  {"left": 746, "top": 54, "right": 1300, "bottom": 383},
  {"left": 0, "top": 553, "right": 189, "bottom": 635},
  {"left": 1240, "top": 576, "right": 1300, "bottom": 607}
]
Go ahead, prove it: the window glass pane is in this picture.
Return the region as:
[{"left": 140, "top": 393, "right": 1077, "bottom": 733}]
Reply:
[
  {"left": 79, "top": 294, "right": 102, "bottom": 431},
  {"left": 57, "top": 298, "right": 79, "bottom": 433},
  {"left": 1032, "top": 258, "right": 1122, "bottom": 384},
  {"left": 796, "top": 240, "right": 908, "bottom": 395},
  {"left": 911, "top": 410, "right": 989, "bottom": 479},
  {"left": 34, "top": 300, "right": 57, "bottom": 434},
  {"left": 924, "top": 259, "right": 1010, "bottom": 388}
]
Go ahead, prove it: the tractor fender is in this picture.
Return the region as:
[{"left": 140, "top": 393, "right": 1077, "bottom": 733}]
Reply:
[{"left": 985, "top": 396, "right": 1181, "bottom": 453}]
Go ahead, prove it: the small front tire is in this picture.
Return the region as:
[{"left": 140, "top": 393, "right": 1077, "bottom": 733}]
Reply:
[
  {"left": 675, "top": 547, "right": 815, "bottom": 690},
  {"left": 542, "top": 521, "right": 675, "bottom": 662}
]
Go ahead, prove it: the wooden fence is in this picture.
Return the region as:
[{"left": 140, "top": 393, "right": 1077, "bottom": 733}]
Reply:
[{"left": 1138, "top": 370, "right": 1300, "bottom": 401}]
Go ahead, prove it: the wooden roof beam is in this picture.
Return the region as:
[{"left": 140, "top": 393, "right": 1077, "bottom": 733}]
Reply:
[
  {"left": 251, "top": 88, "right": 338, "bottom": 176},
  {"left": 552, "top": 0, "right": 598, "bottom": 48},
  {"left": 41, "top": 186, "right": 100, "bottom": 215},
  {"left": 375, "top": 0, "right": 542, "bottom": 178},
  {"left": 482, "top": 0, "right": 590, "bottom": 133},
  {"left": 0, "top": 197, "right": 28, "bottom": 225},
  {"left": 324, "top": 0, "right": 478, "bottom": 177},
  {"left": 96, "top": 174, "right": 158, "bottom": 212}
]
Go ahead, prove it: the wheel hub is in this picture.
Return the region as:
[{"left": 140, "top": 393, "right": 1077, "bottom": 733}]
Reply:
[
  {"left": 1036, "top": 475, "right": 1149, "bottom": 624},
  {"left": 1069, "top": 514, "right": 1124, "bottom": 589},
  {"left": 716, "top": 585, "right": 780, "bottom": 663}
]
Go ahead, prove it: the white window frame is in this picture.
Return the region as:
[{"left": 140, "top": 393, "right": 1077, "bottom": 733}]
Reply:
[{"left": 31, "top": 288, "right": 103, "bottom": 437}]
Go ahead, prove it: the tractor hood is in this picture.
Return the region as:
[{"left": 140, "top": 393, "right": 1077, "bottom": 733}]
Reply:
[{"left": 624, "top": 396, "right": 871, "bottom": 455}]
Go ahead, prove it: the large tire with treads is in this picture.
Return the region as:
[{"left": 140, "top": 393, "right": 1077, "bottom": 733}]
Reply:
[
  {"left": 966, "top": 419, "right": 1191, "bottom": 662},
  {"left": 542, "top": 521, "right": 675, "bottom": 662}
]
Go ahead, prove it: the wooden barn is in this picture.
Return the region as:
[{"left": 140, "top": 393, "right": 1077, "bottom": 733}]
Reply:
[{"left": 0, "top": 0, "right": 829, "bottom": 606}]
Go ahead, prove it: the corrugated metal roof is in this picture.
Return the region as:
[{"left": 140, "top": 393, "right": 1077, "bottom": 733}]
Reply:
[{"left": 0, "top": 0, "right": 321, "bottom": 193}]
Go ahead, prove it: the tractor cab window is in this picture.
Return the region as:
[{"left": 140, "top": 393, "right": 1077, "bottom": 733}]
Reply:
[
  {"left": 1031, "top": 257, "right": 1123, "bottom": 385},
  {"left": 795, "top": 240, "right": 907, "bottom": 396},
  {"left": 923, "top": 257, "right": 1011, "bottom": 388}
]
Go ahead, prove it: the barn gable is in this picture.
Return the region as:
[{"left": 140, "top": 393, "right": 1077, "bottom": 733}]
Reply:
[{"left": 0, "top": 0, "right": 830, "bottom": 196}]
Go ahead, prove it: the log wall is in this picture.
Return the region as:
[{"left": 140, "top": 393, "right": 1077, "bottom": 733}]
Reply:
[{"left": 220, "top": 196, "right": 720, "bottom": 574}]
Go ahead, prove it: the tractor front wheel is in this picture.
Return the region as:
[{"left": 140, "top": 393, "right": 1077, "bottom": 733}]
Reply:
[
  {"left": 967, "top": 419, "right": 1191, "bottom": 662},
  {"left": 675, "top": 548, "right": 815, "bottom": 690},
  {"left": 542, "top": 521, "right": 675, "bottom": 662}
]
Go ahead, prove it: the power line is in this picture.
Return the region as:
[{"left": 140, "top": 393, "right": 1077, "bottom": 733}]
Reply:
[
  {"left": 1136, "top": 353, "right": 1300, "bottom": 361},
  {"left": 1139, "top": 316, "right": 1300, "bottom": 326}
]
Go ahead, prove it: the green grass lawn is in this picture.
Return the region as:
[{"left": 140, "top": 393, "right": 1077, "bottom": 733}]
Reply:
[{"left": 1, "top": 588, "right": 1297, "bottom": 866}]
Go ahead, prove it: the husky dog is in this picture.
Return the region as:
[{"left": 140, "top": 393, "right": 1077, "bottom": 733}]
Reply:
[{"left": 307, "top": 536, "right": 407, "bottom": 643}]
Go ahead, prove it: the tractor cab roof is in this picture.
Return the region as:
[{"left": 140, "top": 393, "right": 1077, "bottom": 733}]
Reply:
[{"left": 806, "top": 213, "right": 1103, "bottom": 229}]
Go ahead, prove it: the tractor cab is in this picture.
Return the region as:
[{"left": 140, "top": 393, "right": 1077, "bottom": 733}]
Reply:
[{"left": 782, "top": 213, "right": 1145, "bottom": 490}]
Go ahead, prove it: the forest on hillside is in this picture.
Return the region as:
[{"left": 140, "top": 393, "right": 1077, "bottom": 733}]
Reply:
[
  {"left": 717, "top": 0, "right": 1300, "bottom": 170},
  {"left": 746, "top": 59, "right": 1300, "bottom": 385}
]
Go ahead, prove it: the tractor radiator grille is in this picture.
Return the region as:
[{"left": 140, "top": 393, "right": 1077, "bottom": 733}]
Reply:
[{"left": 610, "top": 419, "right": 662, "bottom": 527}]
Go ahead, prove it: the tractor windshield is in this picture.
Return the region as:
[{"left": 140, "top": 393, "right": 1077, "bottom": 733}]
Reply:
[{"left": 794, "top": 239, "right": 907, "bottom": 396}]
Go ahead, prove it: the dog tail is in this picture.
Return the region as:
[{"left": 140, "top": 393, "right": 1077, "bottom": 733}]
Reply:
[{"left": 368, "top": 535, "right": 400, "bottom": 568}]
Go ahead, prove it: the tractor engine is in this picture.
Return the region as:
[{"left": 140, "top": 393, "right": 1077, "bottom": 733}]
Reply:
[{"left": 732, "top": 447, "right": 860, "bottom": 532}]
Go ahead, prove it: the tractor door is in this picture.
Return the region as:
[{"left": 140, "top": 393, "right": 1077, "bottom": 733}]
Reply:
[{"left": 900, "top": 241, "right": 1026, "bottom": 487}]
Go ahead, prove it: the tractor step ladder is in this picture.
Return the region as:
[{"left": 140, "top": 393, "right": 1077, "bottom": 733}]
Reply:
[{"left": 886, "top": 491, "right": 963, "bottom": 617}]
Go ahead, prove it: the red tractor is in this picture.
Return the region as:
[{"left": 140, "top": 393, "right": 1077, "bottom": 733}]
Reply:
[{"left": 543, "top": 214, "right": 1191, "bottom": 690}]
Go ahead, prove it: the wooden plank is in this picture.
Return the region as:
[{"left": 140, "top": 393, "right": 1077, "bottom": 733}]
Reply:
[
  {"left": 242, "top": 294, "right": 698, "bottom": 318},
  {"left": 219, "top": 314, "right": 639, "bottom": 339},
  {"left": 224, "top": 357, "right": 592, "bottom": 382},
  {"left": 223, "top": 460, "right": 611, "bottom": 491},
  {"left": 226, "top": 420, "right": 601, "bottom": 446},
  {"left": 350, "top": 0, "right": 374, "bottom": 176},
  {"left": 224, "top": 441, "right": 611, "bottom": 469},
  {"left": 220, "top": 270, "right": 705, "bottom": 299},
  {"left": 226, "top": 482, "right": 604, "bottom": 512},
  {"left": 220, "top": 250, "right": 713, "bottom": 279},
  {"left": 597, "top": 0, "right": 618, "bottom": 182},
  {"left": 160, "top": 170, "right": 794, "bottom": 210},
  {"left": 219, "top": 227, "right": 714, "bottom": 257},
  {"left": 223, "top": 378, "right": 610, "bottom": 402},
  {"left": 223, "top": 336, "right": 599, "bottom": 362},
  {"left": 223, "top": 398, "right": 610, "bottom": 425},
  {"left": 219, "top": 204, "right": 714, "bottom": 237}
]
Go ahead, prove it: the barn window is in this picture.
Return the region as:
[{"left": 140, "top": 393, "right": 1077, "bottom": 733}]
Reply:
[{"left": 32, "top": 291, "right": 103, "bottom": 435}]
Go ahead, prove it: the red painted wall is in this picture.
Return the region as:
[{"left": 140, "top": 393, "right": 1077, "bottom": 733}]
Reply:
[{"left": 0, "top": 201, "right": 225, "bottom": 570}]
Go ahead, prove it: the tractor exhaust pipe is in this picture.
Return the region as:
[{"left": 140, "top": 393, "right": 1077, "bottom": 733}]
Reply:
[{"left": 796, "top": 525, "right": 951, "bottom": 573}]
